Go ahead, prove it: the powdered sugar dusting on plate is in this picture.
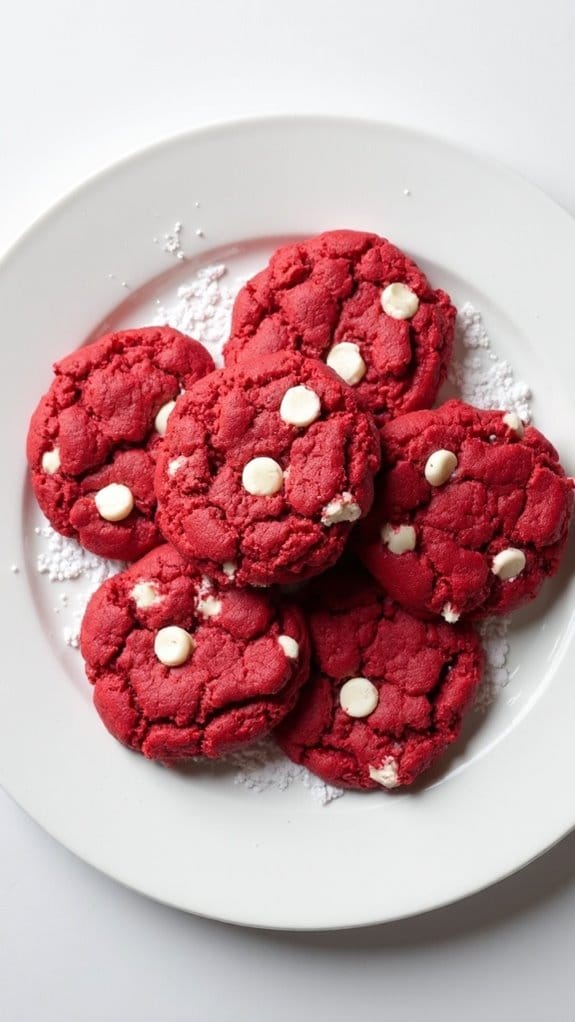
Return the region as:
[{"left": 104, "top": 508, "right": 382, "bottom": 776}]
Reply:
[
  {"left": 449, "top": 302, "right": 532, "bottom": 421},
  {"left": 32, "top": 261, "right": 530, "bottom": 801},
  {"left": 474, "top": 616, "right": 512, "bottom": 711},
  {"left": 225, "top": 738, "right": 343, "bottom": 805},
  {"left": 162, "top": 221, "right": 185, "bottom": 261},
  {"left": 36, "top": 523, "right": 124, "bottom": 647},
  {"left": 154, "top": 264, "right": 244, "bottom": 367}
]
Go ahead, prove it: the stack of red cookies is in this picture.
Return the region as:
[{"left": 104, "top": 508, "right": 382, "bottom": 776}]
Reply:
[{"left": 27, "top": 230, "right": 574, "bottom": 791}]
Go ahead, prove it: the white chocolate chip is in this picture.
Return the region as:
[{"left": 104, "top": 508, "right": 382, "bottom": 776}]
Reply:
[
  {"left": 278, "top": 635, "right": 299, "bottom": 659},
  {"left": 321, "top": 492, "right": 361, "bottom": 526},
  {"left": 131, "top": 581, "right": 162, "bottom": 609},
  {"left": 491, "top": 547, "right": 526, "bottom": 581},
  {"left": 41, "top": 447, "right": 61, "bottom": 474},
  {"left": 94, "top": 483, "right": 134, "bottom": 522},
  {"left": 222, "top": 560, "right": 237, "bottom": 579},
  {"left": 339, "top": 677, "right": 379, "bottom": 718},
  {"left": 424, "top": 449, "right": 458, "bottom": 487},
  {"left": 279, "top": 385, "right": 321, "bottom": 427},
  {"left": 381, "top": 282, "right": 420, "bottom": 320},
  {"left": 381, "top": 523, "right": 416, "bottom": 555},
  {"left": 441, "top": 602, "right": 460, "bottom": 624},
  {"left": 168, "top": 456, "right": 187, "bottom": 477},
  {"left": 154, "top": 399, "right": 177, "bottom": 436},
  {"left": 154, "top": 626, "right": 195, "bottom": 666},
  {"left": 242, "top": 457, "right": 283, "bottom": 496},
  {"left": 369, "top": 759, "right": 400, "bottom": 789},
  {"left": 197, "top": 595, "right": 222, "bottom": 618},
  {"left": 502, "top": 411, "right": 525, "bottom": 438},
  {"left": 326, "top": 342, "right": 366, "bottom": 386}
]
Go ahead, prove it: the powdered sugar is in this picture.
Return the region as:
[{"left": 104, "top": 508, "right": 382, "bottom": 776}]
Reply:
[
  {"left": 36, "top": 524, "right": 123, "bottom": 583},
  {"left": 474, "top": 616, "right": 512, "bottom": 711},
  {"left": 154, "top": 264, "right": 243, "bottom": 367},
  {"left": 36, "top": 523, "right": 123, "bottom": 647},
  {"left": 33, "top": 261, "right": 528, "bottom": 800},
  {"left": 225, "top": 738, "right": 343, "bottom": 805},
  {"left": 162, "top": 221, "right": 185, "bottom": 261},
  {"left": 449, "top": 302, "right": 532, "bottom": 422}
]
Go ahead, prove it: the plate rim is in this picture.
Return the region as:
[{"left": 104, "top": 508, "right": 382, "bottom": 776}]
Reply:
[
  {"left": 2, "top": 112, "right": 572, "bottom": 269},
  {"left": 2, "top": 113, "right": 575, "bottom": 930}
]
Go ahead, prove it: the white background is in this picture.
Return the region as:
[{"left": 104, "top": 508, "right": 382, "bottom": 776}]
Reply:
[{"left": 2, "top": 1, "right": 575, "bottom": 1018}]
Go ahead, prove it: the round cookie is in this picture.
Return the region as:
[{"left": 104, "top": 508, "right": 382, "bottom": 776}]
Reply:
[
  {"left": 80, "top": 544, "right": 310, "bottom": 761},
  {"left": 275, "top": 564, "right": 484, "bottom": 790},
  {"left": 356, "top": 400, "right": 574, "bottom": 620},
  {"left": 154, "top": 351, "right": 381, "bottom": 587},
  {"left": 224, "top": 229, "right": 456, "bottom": 425},
  {"left": 27, "top": 327, "right": 214, "bottom": 561}
]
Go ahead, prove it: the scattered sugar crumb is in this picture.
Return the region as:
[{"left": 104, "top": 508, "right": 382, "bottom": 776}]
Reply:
[
  {"left": 36, "top": 524, "right": 124, "bottom": 647},
  {"left": 449, "top": 302, "right": 532, "bottom": 421},
  {"left": 224, "top": 739, "right": 343, "bottom": 805},
  {"left": 154, "top": 263, "right": 245, "bottom": 367},
  {"left": 62, "top": 626, "right": 80, "bottom": 649},
  {"left": 37, "top": 525, "right": 121, "bottom": 583},
  {"left": 474, "top": 617, "right": 512, "bottom": 710},
  {"left": 163, "top": 221, "right": 185, "bottom": 261},
  {"left": 10, "top": 564, "right": 19, "bottom": 573},
  {"left": 195, "top": 228, "right": 204, "bottom": 238},
  {"left": 403, "top": 187, "right": 411, "bottom": 196}
]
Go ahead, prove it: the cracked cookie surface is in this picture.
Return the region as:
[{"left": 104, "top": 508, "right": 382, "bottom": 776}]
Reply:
[
  {"left": 356, "top": 400, "right": 574, "bottom": 619},
  {"left": 224, "top": 229, "right": 455, "bottom": 425},
  {"left": 275, "top": 564, "right": 483, "bottom": 789},
  {"left": 27, "top": 327, "right": 214, "bottom": 561},
  {"left": 154, "top": 351, "right": 381, "bottom": 587},
  {"left": 80, "top": 544, "right": 310, "bottom": 761}
]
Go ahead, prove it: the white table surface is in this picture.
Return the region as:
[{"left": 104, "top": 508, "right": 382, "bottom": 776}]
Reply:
[{"left": 2, "top": 1, "right": 575, "bottom": 1018}]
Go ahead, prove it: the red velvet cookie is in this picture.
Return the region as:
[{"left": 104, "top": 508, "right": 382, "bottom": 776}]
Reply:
[
  {"left": 224, "top": 229, "right": 456, "bottom": 425},
  {"left": 275, "top": 565, "right": 484, "bottom": 790},
  {"left": 154, "top": 351, "right": 381, "bottom": 587},
  {"left": 80, "top": 543, "right": 310, "bottom": 761},
  {"left": 27, "top": 327, "right": 214, "bottom": 561},
  {"left": 357, "top": 400, "right": 573, "bottom": 620}
]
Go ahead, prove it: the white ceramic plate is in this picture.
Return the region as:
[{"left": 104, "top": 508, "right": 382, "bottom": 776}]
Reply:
[{"left": 1, "top": 116, "right": 575, "bottom": 931}]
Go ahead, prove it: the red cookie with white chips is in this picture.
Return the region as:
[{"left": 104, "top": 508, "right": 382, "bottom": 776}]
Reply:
[
  {"left": 275, "top": 564, "right": 484, "bottom": 790},
  {"left": 356, "top": 400, "right": 573, "bottom": 620},
  {"left": 224, "top": 229, "right": 456, "bottom": 425},
  {"left": 154, "top": 350, "right": 380, "bottom": 587},
  {"left": 27, "top": 327, "right": 214, "bottom": 561},
  {"left": 80, "top": 544, "right": 310, "bottom": 761}
]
